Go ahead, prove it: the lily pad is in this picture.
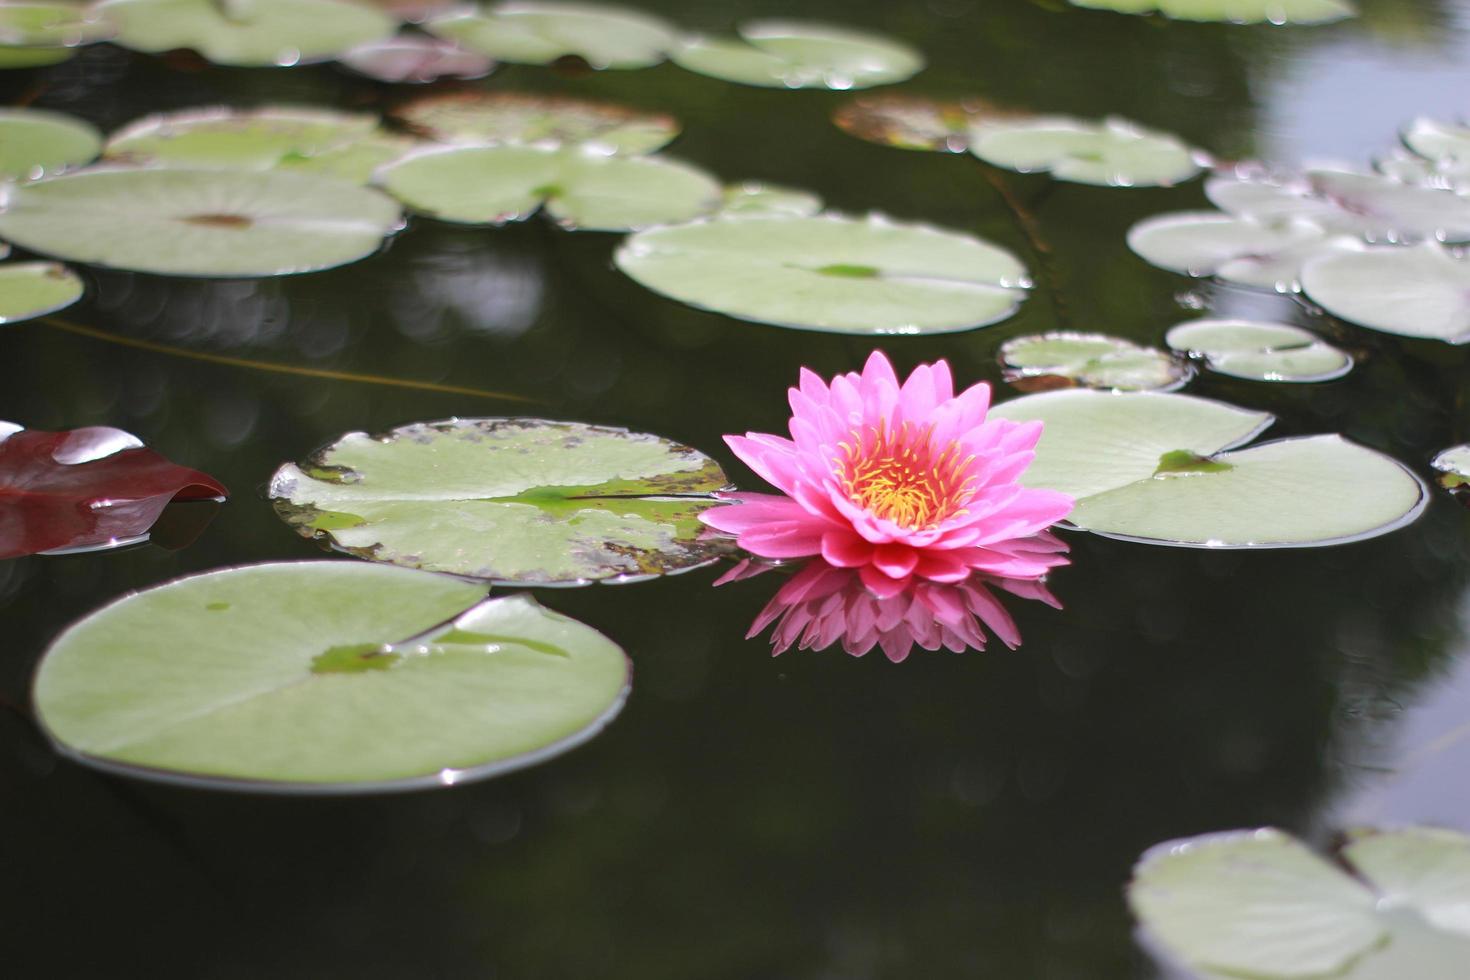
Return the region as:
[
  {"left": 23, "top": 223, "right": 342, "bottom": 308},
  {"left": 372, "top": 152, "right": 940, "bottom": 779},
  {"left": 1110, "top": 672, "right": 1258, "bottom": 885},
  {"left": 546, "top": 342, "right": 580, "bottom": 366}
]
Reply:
[
  {"left": 991, "top": 388, "right": 1425, "bottom": 548},
  {"left": 832, "top": 94, "right": 1017, "bottom": 152},
  {"left": 0, "top": 108, "right": 101, "bottom": 180},
  {"left": 103, "top": 106, "right": 386, "bottom": 172},
  {"left": 1432, "top": 444, "right": 1470, "bottom": 493},
  {"left": 0, "top": 44, "right": 73, "bottom": 67},
  {"left": 718, "top": 182, "right": 822, "bottom": 218},
  {"left": 1130, "top": 827, "right": 1470, "bottom": 980},
  {"left": 94, "top": 0, "right": 397, "bottom": 67},
  {"left": 1300, "top": 243, "right": 1470, "bottom": 343},
  {"left": 269, "top": 418, "right": 732, "bottom": 586},
  {"left": 615, "top": 213, "right": 1030, "bottom": 334},
  {"left": 1376, "top": 148, "right": 1470, "bottom": 193},
  {"left": 1067, "top": 0, "right": 1356, "bottom": 24},
  {"left": 1165, "top": 319, "right": 1353, "bottom": 382},
  {"left": 0, "top": 1, "right": 113, "bottom": 46},
  {"left": 1402, "top": 117, "right": 1470, "bottom": 165},
  {"left": 0, "top": 168, "right": 403, "bottom": 278},
  {"left": 1125, "top": 210, "right": 1364, "bottom": 291},
  {"left": 1000, "top": 332, "right": 1190, "bottom": 392},
  {"left": 672, "top": 20, "right": 924, "bottom": 90},
  {"left": 389, "top": 91, "right": 677, "bottom": 155},
  {"left": 0, "top": 261, "right": 83, "bottom": 323},
  {"left": 338, "top": 34, "right": 494, "bottom": 83},
  {"left": 424, "top": 2, "right": 676, "bottom": 70},
  {"left": 376, "top": 144, "right": 719, "bottom": 231},
  {"left": 970, "top": 115, "right": 1203, "bottom": 187},
  {"left": 32, "top": 562, "right": 631, "bottom": 792},
  {"left": 1207, "top": 168, "right": 1470, "bottom": 243}
]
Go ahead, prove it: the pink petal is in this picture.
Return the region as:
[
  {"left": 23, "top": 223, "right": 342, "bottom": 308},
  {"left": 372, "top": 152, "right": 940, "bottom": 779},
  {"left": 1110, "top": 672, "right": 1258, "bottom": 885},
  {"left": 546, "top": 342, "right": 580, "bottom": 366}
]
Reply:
[
  {"left": 821, "top": 529, "right": 873, "bottom": 567},
  {"left": 871, "top": 543, "right": 919, "bottom": 579}
]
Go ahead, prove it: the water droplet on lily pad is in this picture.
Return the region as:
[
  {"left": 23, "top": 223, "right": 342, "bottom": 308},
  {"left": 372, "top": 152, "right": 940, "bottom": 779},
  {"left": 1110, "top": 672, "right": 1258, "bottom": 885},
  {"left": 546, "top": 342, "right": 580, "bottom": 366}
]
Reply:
[
  {"left": 338, "top": 33, "right": 494, "bottom": 83},
  {"left": 832, "top": 94, "right": 1018, "bottom": 153},
  {"left": 615, "top": 213, "right": 1030, "bottom": 334},
  {"left": 1130, "top": 827, "right": 1470, "bottom": 980},
  {"left": 1300, "top": 242, "right": 1470, "bottom": 343},
  {"left": 390, "top": 90, "right": 678, "bottom": 155},
  {"left": 1165, "top": 318, "right": 1353, "bottom": 382},
  {"left": 1126, "top": 209, "right": 1360, "bottom": 291},
  {"left": 992, "top": 388, "right": 1425, "bottom": 547},
  {"left": 1000, "top": 332, "right": 1191, "bottom": 392},
  {"left": 424, "top": 1, "right": 676, "bottom": 70},
  {"left": 971, "top": 115, "right": 1204, "bottom": 187},
  {"left": 1067, "top": 0, "right": 1355, "bottom": 24},
  {"left": 0, "top": 168, "right": 404, "bottom": 277},
  {"left": 269, "top": 418, "right": 733, "bottom": 586},
  {"left": 672, "top": 19, "right": 923, "bottom": 90},
  {"left": 718, "top": 182, "right": 822, "bottom": 218},
  {"left": 94, "top": 0, "right": 396, "bottom": 67},
  {"left": 0, "top": 108, "right": 101, "bottom": 180},
  {"left": 0, "top": 261, "right": 83, "bottom": 323},
  {"left": 0, "top": 0, "right": 113, "bottom": 63},
  {"left": 33, "top": 562, "right": 630, "bottom": 792}
]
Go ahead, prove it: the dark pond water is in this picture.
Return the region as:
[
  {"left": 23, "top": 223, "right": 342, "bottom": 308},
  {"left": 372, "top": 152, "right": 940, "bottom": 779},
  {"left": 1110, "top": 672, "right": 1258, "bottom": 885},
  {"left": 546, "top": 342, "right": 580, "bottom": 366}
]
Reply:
[{"left": 6, "top": 1, "right": 1470, "bottom": 976}]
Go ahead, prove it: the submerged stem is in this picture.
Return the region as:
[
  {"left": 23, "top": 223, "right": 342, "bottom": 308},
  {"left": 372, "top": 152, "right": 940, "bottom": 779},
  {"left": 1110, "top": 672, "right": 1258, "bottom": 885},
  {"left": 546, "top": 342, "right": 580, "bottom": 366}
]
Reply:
[{"left": 980, "top": 168, "right": 1071, "bottom": 330}]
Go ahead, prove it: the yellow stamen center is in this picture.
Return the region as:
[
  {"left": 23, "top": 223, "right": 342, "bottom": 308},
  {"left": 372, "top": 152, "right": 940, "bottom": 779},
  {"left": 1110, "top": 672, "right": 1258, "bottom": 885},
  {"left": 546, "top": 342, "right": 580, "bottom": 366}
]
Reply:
[{"left": 836, "top": 420, "right": 975, "bottom": 530}]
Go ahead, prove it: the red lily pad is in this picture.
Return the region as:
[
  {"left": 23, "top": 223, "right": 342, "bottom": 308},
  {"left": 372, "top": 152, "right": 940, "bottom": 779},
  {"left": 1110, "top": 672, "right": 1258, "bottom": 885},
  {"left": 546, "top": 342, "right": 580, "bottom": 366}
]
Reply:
[{"left": 0, "top": 422, "right": 227, "bottom": 559}]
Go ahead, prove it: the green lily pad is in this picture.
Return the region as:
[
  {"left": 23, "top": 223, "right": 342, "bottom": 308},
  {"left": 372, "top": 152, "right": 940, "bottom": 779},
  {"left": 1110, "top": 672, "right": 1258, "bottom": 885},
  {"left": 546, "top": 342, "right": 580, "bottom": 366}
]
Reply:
[
  {"left": 718, "top": 182, "right": 822, "bottom": 218},
  {"left": 832, "top": 94, "right": 1019, "bottom": 152},
  {"left": 104, "top": 106, "right": 385, "bottom": 172},
  {"left": 1000, "top": 332, "right": 1191, "bottom": 392},
  {"left": 0, "top": 168, "right": 404, "bottom": 278},
  {"left": 269, "top": 418, "right": 732, "bottom": 586},
  {"left": 1432, "top": 444, "right": 1470, "bottom": 493},
  {"left": 1208, "top": 168, "right": 1470, "bottom": 243},
  {"left": 1067, "top": 0, "right": 1356, "bottom": 24},
  {"left": 1125, "top": 210, "right": 1359, "bottom": 291},
  {"left": 992, "top": 388, "right": 1425, "bottom": 547},
  {"left": 1130, "top": 827, "right": 1470, "bottom": 980},
  {"left": 32, "top": 561, "right": 631, "bottom": 792},
  {"left": 0, "top": 1, "right": 113, "bottom": 46},
  {"left": 0, "top": 44, "right": 74, "bottom": 68},
  {"left": 615, "top": 214, "right": 1030, "bottom": 334},
  {"left": 672, "top": 19, "right": 924, "bottom": 90},
  {"left": 389, "top": 91, "right": 677, "bottom": 155},
  {"left": 1376, "top": 148, "right": 1470, "bottom": 193},
  {"left": 1165, "top": 319, "right": 1353, "bottom": 382},
  {"left": 1300, "top": 243, "right": 1470, "bottom": 343},
  {"left": 424, "top": 2, "right": 676, "bottom": 70},
  {"left": 970, "top": 115, "right": 1203, "bottom": 187},
  {"left": 338, "top": 34, "right": 494, "bottom": 83},
  {"left": 376, "top": 144, "right": 720, "bottom": 231},
  {"left": 0, "top": 261, "right": 83, "bottom": 323},
  {"left": 94, "top": 0, "right": 397, "bottom": 67},
  {"left": 0, "top": 108, "right": 100, "bottom": 180}
]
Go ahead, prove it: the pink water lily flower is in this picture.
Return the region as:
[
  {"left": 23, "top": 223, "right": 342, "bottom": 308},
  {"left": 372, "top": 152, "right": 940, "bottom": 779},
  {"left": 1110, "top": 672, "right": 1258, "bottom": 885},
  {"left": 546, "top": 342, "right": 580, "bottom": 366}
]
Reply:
[{"left": 701, "top": 351, "right": 1074, "bottom": 599}]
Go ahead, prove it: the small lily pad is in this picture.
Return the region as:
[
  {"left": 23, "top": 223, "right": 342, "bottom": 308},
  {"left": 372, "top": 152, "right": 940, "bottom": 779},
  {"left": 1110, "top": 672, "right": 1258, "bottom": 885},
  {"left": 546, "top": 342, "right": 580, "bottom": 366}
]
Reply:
[
  {"left": 1126, "top": 209, "right": 1359, "bottom": 291},
  {"left": 103, "top": 105, "right": 385, "bottom": 172},
  {"left": 971, "top": 115, "right": 1203, "bottom": 187},
  {"left": 269, "top": 418, "right": 732, "bottom": 586},
  {"left": 424, "top": 1, "right": 676, "bottom": 70},
  {"left": 1402, "top": 117, "right": 1470, "bottom": 165},
  {"left": 1432, "top": 444, "right": 1470, "bottom": 494},
  {"left": 672, "top": 20, "right": 923, "bottom": 90},
  {"left": 389, "top": 91, "right": 677, "bottom": 154},
  {"left": 1376, "top": 148, "right": 1470, "bottom": 193},
  {"left": 718, "top": 182, "right": 822, "bottom": 218},
  {"left": 1300, "top": 243, "right": 1470, "bottom": 343},
  {"left": 95, "top": 0, "right": 397, "bottom": 67},
  {"left": 1208, "top": 168, "right": 1470, "bottom": 243},
  {"left": 1165, "top": 319, "right": 1353, "bottom": 382},
  {"left": 0, "top": 108, "right": 101, "bottom": 180},
  {"left": 832, "top": 94, "right": 1017, "bottom": 152},
  {"left": 1130, "top": 827, "right": 1470, "bottom": 980},
  {"left": 1000, "top": 332, "right": 1191, "bottom": 392},
  {"left": 338, "top": 34, "right": 494, "bottom": 83},
  {"left": 0, "top": 1, "right": 113, "bottom": 46},
  {"left": 1067, "top": 0, "right": 1356, "bottom": 24},
  {"left": 0, "top": 168, "right": 404, "bottom": 278},
  {"left": 992, "top": 388, "right": 1425, "bottom": 548},
  {"left": 615, "top": 213, "right": 1030, "bottom": 334},
  {"left": 0, "top": 44, "right": 74, "bottom": 68},
  {"left": 376, "top": 143, "right": 720, "bottom": 230},
  {"left": 0, "top": 261, "right": 83, "bottom": 323},
  {"left": 33, "top": 562, "right": 630, "bottom": 792}
]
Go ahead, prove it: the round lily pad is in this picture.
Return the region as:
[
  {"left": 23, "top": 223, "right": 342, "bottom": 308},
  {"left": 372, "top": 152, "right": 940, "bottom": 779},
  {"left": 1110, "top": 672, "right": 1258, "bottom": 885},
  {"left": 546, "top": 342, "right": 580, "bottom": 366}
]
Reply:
[
  {"left": 390, "top": 91, "right": 677, "bottom": 155},
  {"left": 424, "top": 2, "right": 676, "bottom": 70},
  {"left": 1403, "top": 117, "right": 1470, "bottom": 164},
  {"left": 718, "top": 182, "right": 822, "bottom": 218},
  {"left": 971, "top": 115, "right": 1203, "bottom": 187},
  {"left": 1376, "top": 148, "right": 1470, "bottom": 193},
  {"left": 0, "top": 168, "right": 404, "bottom": 278},
  {"left": 338, "top": 34, "right": 494, "bottom": 83},
  {"left": 615, "top": 214, "right": 1030, "bottom": 334},
  {"left": 673, "top": 20, "right": 922, "bottom": 90},
  {"left": 1208, "top": 168, "right": 1470, "bottom": 243},
  {"left": 832, "top": 94, "right": 1017, "bottom": 152},
  {"left": 269, "top": 418, "right": 732, "bottom": 586},
  {"left": 1067, "top": 0, "right": 1356, "bottom": 24},
  {"left": 104, "top": 105, "right": 382, "bottom": 170},
  {"left": 1000, "top": 332, "right": 1190, "bottom": 392},
  {"left": 991, "top": 388, "right": 1426, "bottom": 548},
  {"left": 0, "top": 261, "right": 83, "bottom": 324},
  {"left": 0, "top": 108, "right": 101, "bottom": 180},
  {"left": 1432, "top": 444, "right": 1470, "bottom": 496},
  {"left": 1165, "top": 319, "right": 1353, "bottom": 382},
  {"left": 33, "top": 561, "right": 631, "bottom": 792},
  {"left": 1125, "top": 210, "right": 1359, "bottom": 291},
  {"left": 376, "top": 144, "right": 720, "bottom": 231},
  {"left": 1300, "top": 243, "right": 1470, "bottom": 343},
  {"left": 95, "top": 0, "right": 397, "bottom": 67},
  {"left": 0, "top": 1, "right": 113, "bottom": 46},
  {"left": 1130, "top": 828, "right": 1470, "bottom": 980}
]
